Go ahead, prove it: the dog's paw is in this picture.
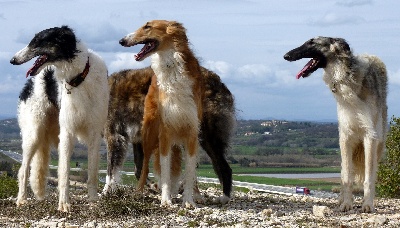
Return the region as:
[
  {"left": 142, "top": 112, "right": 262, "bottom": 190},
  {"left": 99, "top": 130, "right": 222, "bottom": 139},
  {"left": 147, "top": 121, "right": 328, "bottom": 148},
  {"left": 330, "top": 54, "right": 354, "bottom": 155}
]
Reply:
[
  {"left": 183, "top": 200, "right": 196, "bottom": 209},
  {"left": 361, "top": 202, "right": 374, "bottom": 213},
  {"left": 193, "top": 192, "right": 205, "bottom": 204},
  {"left": 339, "top": 202, "right": 353, "bottom": 212},
  {"left": 88, "top": 194, "right": 99, "bottom": 202},
  {"left": 161, "top": 198, "right": 172, "bottom": 207},
  {"left": 16, "top": 198, "right": 28, "bottom": 207},
  {"left": 182, "top": 196, "right": 196, "bottom": 209},
  {"left": 101, "top": 184, "right": 112, "bottom": 195},
  {"left": 58, "top": 202, "right": 71, "bottom": 212},
  {"left": 214, "top": 195, "right": 230, "bottom": 205}
]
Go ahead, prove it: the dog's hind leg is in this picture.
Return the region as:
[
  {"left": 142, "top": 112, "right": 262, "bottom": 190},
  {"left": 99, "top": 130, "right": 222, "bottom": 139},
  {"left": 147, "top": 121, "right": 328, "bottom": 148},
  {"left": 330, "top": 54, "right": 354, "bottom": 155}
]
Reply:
[
  {"left": 137, "top": 119, "right": 159, "bottom": 192},
  {"left": 87, "top": 133, "right": 102, "bottom": 201},
  {"left": 29, "top": 143, "right": 50, "bottom": 201},
  {"left": 16, "top": 140, "right": 38, "bottom": 206},
  {"left": 200, "top": 135, "right": 232, "bottom": 204},
  {"left": 103, "top": 134, "right": 127, "bottom": 194},
  {"left": 362, "top": 137, "right": 379, "bottom": 213},
  {"left": 205, "top": 144, "right": 232, "bottom": 204},
  {"left": 57, "top": 129, "right": 75, "bottom": 212},
  {"left": 133, "top": 142, "right": 144, "bottom": 180},
  {"left": 170, "top": 145, "right": 182, "bottom": 195}
]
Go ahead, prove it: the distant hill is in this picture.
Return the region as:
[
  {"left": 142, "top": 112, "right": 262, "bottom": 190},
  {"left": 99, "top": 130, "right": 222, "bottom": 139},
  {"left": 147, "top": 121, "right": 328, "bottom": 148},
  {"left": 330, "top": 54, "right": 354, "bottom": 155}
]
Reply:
[
  {"left": 0, "top": 118, "right": 341, "bottom": 167},
  {"left": 0, "top": 118, "right": 19, "bottom": 138}
]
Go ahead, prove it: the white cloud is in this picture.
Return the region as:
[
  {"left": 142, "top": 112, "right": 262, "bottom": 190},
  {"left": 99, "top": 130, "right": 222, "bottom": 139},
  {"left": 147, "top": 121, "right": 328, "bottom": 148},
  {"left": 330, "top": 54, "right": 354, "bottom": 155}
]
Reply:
[
  {"left": 107, "top": 52, "right": 149, "bottom": 74},
  {"left": 309, "top": 13, "right": 365, "bottom": 27},
  {"left": 0, "top": 75, "right": 24, "bottom": 95},
  {"left": 203, "top": 60, "right": 233, "bottom": 80},
  {"left": 237, "top": 64, "right": 272, "bottom": 83},
  {"left": 204, "top": 60, "right": 323, "bottom": 90},
  {"left": 388, "top": 69, "right": 400, "bottom": 86},
  {"left": 336, "top": 0, "right": 373, "bottom": 7}
]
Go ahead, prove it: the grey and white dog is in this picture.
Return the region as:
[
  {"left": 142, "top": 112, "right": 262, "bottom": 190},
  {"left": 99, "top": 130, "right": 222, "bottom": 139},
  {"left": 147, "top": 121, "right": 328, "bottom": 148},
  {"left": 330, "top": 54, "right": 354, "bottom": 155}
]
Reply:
[{"left": 284, "top": 37, "right": 387, "bottom": 213}]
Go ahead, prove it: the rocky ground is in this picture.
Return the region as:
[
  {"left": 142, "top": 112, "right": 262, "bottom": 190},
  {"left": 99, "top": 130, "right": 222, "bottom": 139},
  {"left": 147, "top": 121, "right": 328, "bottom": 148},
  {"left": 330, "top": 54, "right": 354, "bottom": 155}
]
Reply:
[{"left": 1, "top": 183, "right": 400, "bottom": 228}]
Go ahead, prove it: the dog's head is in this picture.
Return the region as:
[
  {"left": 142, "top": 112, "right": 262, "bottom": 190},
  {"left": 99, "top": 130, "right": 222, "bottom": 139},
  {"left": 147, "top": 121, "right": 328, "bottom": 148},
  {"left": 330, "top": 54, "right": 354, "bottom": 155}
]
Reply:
[
  {"left": 10, "top": 26, "right": 79, "bottom": 77},
  {"left": 119, "top": 20, "right": 188, "bottom": 61},
  {"left": 283, "top": 36, "right": 351, "bottom": 79}
]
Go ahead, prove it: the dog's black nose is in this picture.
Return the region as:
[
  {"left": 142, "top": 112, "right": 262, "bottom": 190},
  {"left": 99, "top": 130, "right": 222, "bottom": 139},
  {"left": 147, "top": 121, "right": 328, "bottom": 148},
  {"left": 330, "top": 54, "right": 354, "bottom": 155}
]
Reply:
[
  {"left": 283, "top": 54, "right": 291, "bottom": 61},
  {"left": 119, "top": 38, "right": 127, "bottom": 46},
  {"left": 10, "top": 57, "right": 17, "bottom": 65}
]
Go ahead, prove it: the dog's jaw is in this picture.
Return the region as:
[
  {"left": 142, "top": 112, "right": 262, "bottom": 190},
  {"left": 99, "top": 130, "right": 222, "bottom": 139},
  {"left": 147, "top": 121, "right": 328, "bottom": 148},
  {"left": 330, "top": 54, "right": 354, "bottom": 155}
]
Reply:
[
  {"left": 284, "top": 46, "right": 327, "bottom": 79},
  {"left": 295, "top": 58, "right": 320, "bottom": 79},
  {"left": 26, "top": 55, "right": 49, "bottom": 77},
  {"left": 134, "top": 40, "right": 159, "bottom": 61}
]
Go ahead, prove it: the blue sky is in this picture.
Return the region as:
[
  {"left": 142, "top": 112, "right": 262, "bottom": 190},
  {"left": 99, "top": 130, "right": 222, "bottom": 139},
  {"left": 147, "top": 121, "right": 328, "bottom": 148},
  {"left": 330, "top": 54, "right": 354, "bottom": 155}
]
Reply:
[{"left": 1, "top": 0, "right": 399, "bottom": 121}]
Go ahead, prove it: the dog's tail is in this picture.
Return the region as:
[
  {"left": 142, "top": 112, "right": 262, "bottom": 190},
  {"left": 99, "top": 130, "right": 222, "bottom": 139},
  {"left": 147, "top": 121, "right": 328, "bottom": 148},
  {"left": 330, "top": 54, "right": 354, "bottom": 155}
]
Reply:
[{"left": 29, "top": 146, "right": 51, "bottom": 200}]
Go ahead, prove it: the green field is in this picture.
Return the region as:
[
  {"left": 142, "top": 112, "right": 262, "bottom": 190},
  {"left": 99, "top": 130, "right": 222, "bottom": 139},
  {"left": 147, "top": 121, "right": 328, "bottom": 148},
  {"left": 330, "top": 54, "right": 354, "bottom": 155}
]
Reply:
[{"left": 59, "top": 160, "right": 340, "bottom": 192}]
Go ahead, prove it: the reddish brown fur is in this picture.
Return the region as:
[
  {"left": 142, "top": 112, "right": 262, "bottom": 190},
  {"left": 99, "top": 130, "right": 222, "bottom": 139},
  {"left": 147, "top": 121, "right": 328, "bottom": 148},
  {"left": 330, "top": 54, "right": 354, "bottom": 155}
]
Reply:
[
  {"left": 103, "top": 66, "right": 235, "bottom": 201},
  {"left": 131, "top": 21, "right": 204, "bottom": 202}
]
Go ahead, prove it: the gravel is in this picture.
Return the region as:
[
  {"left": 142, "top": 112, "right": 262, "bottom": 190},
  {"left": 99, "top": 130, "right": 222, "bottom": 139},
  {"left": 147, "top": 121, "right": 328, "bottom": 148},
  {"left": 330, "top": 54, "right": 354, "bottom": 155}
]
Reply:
[{"left": 1, "top": 183, "right": 400, "bottom": 227}]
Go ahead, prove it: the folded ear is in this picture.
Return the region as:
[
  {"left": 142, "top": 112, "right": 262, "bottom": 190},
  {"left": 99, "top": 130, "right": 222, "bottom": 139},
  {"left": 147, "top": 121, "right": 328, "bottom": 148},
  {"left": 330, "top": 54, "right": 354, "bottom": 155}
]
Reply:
[
  {"left": 166, "top": 21, "right": 188, "bottom": 42},
  {"left": 329, "top": 38, "right": 351, "bottom": 55}
]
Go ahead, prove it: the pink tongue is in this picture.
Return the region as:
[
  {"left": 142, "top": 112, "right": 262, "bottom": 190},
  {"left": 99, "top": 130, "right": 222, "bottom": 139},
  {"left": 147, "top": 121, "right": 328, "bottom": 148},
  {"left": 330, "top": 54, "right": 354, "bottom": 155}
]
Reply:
[
  {"left": 296, "top": 59, "right": 314, "bottom": 79},
  {"left": 26, "top": 68, "right": 33, "bottom": 78}
]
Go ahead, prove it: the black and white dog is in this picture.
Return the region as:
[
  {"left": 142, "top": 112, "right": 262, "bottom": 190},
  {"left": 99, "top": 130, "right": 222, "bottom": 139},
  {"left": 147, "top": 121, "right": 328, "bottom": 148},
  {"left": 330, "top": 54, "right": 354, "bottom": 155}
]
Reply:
[{"left": 11, "top": 26, "right": 109, "bottom": 212}]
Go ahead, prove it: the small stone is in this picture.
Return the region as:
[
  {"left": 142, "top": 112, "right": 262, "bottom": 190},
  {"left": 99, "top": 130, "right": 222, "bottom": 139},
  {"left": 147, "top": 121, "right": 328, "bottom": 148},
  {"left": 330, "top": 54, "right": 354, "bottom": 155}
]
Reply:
[
  {"left": 262, "top": 208, "right": 273, "bottom": 217},
  {"left": 312, "top": 205, "right": 331, "bottom": 217},
  {"left": 366, "top": 215, "right": 388, "bottom": 226},
  {"left": 274, "top": 211, "right": 285, "bottom": 217}
]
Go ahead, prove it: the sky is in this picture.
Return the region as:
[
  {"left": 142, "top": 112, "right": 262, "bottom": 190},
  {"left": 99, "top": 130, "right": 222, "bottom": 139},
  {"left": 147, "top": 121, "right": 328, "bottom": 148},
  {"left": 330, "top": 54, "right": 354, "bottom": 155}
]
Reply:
[{"left": 1, "top": 0, "right": 399, "bottom": 121}]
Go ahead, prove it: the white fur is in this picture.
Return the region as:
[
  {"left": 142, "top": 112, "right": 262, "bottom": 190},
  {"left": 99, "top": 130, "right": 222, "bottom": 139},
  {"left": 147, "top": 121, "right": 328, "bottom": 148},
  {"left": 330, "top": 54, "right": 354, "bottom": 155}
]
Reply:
[
  {"left": 53, "top": 42, "right": 109, "bottom": 212},
  {"left": 323, "top": 54, "right": 386, "bottom": 212},
  {"left": 152, "top": 50, "right": 199, "bottom": 208},
  {"left": 14, "top": 40, "right": 109, "bottom": 212},
  {"left": 16, "top": 66, "right": 59, "bottom": 206},
  {"left": 152, "top": 51, "right": 199, "bottom": 133}
]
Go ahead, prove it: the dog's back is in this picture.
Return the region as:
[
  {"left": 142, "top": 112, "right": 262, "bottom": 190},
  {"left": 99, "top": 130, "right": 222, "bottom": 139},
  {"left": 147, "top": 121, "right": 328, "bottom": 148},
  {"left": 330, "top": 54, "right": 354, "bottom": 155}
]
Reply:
[{"left": 105, "top": 67, "right": 153, "bottom": 143}]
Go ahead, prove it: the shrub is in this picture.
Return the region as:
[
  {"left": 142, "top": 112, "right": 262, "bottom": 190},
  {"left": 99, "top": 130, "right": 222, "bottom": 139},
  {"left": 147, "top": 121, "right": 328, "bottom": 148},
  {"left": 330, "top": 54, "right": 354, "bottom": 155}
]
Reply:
[
  {"left": 0, "top": 172, "right": 18, "bottom": 199},
  {"left": 377, "top": 116, "right": 400, "bottom": 198}
]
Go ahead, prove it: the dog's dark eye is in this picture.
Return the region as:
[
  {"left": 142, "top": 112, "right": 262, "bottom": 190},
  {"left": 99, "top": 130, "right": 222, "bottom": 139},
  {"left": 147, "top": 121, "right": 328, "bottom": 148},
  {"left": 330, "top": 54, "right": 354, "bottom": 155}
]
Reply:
[{"left": 143, "top": 24, "right": 151, "bottom": 30}]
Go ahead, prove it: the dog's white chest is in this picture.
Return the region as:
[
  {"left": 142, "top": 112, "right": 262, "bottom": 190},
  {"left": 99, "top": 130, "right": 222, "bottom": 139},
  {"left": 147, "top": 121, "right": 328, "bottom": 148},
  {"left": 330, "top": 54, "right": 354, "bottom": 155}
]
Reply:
[{"left": 152, "top": 52, "right": 199, "bottom": 132}]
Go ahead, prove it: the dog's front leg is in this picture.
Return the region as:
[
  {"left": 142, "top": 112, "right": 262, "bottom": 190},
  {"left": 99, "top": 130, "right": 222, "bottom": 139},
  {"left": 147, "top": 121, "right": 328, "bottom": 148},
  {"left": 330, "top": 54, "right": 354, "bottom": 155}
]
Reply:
[
  {"left": 338, "top": 134, "right": 355, "bottom": 212},
  {"left": 362, "top": 137, "right": 378, "bottom": 213},
  {"left": 182, "top": 136, "right": 198, "bottom": 208},
  {"left": 87, "top": 133, "right": 101, "bottom": 201},
  {"left": 58, "top": 129, "right": 74, "bottom": 212},
  {"left": 159, "top": 132, "right": 172, "bottom": 206}
]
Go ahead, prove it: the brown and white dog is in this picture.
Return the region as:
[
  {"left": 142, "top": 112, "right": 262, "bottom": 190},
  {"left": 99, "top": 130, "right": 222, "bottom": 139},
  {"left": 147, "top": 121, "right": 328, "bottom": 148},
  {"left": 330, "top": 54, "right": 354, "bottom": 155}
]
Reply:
[
  {"left": 119, "top": 20, "right": 204, "bottom": 207},
  {"left": 103, "top": 66, "right": 236, "bottom": 204}
]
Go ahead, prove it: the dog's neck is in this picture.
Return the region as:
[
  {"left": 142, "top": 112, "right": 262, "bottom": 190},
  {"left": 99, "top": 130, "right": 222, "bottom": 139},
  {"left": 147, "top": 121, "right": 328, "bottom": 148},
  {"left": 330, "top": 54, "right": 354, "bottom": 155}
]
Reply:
[
  {"left": 53, "top": 41, "right": 90, "bottom": 83},
  {"left": 323, "top": 55, "right": 359, "bottom": 94},
  {"left": 151, "top": 50, "right": 194, "bottom": 94}
]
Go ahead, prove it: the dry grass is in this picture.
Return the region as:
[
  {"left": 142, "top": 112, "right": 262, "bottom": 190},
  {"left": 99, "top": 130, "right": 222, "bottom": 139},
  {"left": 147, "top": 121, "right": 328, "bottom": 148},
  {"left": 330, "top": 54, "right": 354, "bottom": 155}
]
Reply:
[{"left": 0, "top": 185, "right": 173, "bottom": 226}]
